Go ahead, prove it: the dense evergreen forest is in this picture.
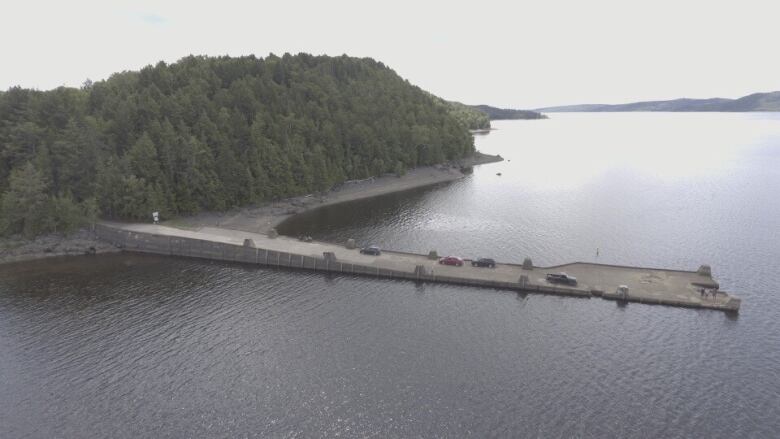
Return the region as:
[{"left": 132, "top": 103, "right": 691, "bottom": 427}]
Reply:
[{"left": 0, "top": 54, "right": 475, "bottom": 237}]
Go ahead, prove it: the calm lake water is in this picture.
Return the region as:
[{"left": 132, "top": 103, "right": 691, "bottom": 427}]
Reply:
[{"left": 2, "top": 113, "right": 780, "bottom": 438}]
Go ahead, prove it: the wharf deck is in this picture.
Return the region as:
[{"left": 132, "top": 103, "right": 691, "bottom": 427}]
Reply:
[{"left": 95, "top": 223, "right": 740, "bottom": 313}]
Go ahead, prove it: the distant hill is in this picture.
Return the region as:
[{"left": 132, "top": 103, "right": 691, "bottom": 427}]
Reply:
[
  {"left": 537, "top": 91, "right": 780, "bottom": 112},
  {"left": 722, "top": 92, "right": 780, "bottom": 111},
  {"left": 471, "top": 105, "right": 547, "bottom": 120}
]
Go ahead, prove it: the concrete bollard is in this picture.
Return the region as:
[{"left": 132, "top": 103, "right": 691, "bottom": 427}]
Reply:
[
  {"left": 428, "top": 250, "right": 439, "bottom": 260},
  {"left": 243, "top": 238, "right": 256, "bottom": 248},
  {"left": 345, "top": 238, "right": 356, "bottom": 249},
  {"left": 268, "top": 229, "right": 278, "bottom": 239},
  {"left": 697, "top": 265, "right": 712, "bottom": 276},
  {"left": 724, "top": 297, "right": 741, "bottom": 312},
  {"left": 522, "top": 257, "right": 533, "bottom": 270},
  {"left": 616, "top": 285, "right": 629, "bottom": 300}
]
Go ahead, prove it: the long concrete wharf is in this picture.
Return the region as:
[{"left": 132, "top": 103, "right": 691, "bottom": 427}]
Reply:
[{"left": 95, "top": 223, "right": 741, "bottom": 313}]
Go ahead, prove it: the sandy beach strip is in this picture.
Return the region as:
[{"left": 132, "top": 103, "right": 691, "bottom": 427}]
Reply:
[{"left": 169, "top": 152, "right": 502, "bottom": 235}]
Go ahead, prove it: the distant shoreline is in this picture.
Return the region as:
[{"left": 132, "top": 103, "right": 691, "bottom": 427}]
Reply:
[{"left": 536, "top": 91, "right": 780, "bottom": 112}]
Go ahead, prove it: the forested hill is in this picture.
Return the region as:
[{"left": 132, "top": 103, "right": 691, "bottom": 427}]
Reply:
[
  {"left": 0, "top": 54, "right": 475, "bottom": 237},
  {"left": 537, "top": 91, "right": 780, "bottom": 112}
]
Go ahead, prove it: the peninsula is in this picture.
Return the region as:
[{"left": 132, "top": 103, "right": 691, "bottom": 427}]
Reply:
[{"left": 471, "top": 104, "right": 547, "bottom": 120}]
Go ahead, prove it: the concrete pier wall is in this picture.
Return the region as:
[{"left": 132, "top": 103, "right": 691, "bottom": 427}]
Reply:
[
  {"left": 95, "top": 224, "right": 591, "bottom": 298},
  {"left": 95, "top": 224, "right": 739, "bottom": 312}
]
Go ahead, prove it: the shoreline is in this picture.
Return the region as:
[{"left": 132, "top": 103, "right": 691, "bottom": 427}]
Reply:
[
  {"left": 0, "top": 229, "right": 121, "bottom": 265},
  {"left": 0, "top": 152, "right": 502, "bottom": 265},
  {"left": 166, "top": 152, "right": 502, "bottom": 235}
]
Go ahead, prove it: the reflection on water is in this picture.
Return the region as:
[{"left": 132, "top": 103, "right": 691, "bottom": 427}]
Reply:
[
  {"left": 3, "top": 113, "right": 780, "bottom": 438},
  {"left": 483, "top": 113, "right": 777, "bottom": 188}
]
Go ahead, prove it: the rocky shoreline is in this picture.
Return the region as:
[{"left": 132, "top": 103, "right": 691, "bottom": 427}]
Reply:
[{"left": 0, "top": 228, "right": 121, "bottom": 265}]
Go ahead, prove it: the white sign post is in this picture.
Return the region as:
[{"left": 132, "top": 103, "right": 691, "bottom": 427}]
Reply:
[{"left": 152, "top": 211, "right": 159, "bottom": 224}]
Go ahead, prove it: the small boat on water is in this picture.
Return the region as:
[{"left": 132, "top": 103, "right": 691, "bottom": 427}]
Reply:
[{"left": 496, "top": 172, "right": 502, "bottom": 176}]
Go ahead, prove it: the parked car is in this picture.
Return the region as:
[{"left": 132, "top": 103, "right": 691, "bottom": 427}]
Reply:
[
  {"left": 439, "top": 256, "right": 464, "bottom": 266},
  {"left": 471, "top": 258, "right": 496, "bottom": 268},
  {"left": 360, "top": 245, "right": 382, "bottom": 256},
  {"left": 546, "top": 272, "right": 577, "bottom": 286}
]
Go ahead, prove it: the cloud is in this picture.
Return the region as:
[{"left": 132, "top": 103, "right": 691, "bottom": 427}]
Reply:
[
  {"left": 2, "top": 0, "right": 778, "bottom": 106},
  {"left": 139, "top": 13, "right": 166, "bottom": 25}
]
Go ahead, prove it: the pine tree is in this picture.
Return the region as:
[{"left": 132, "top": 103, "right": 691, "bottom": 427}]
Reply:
[{"left": 0, "top": 162, "right": 50, "bottom": 237}]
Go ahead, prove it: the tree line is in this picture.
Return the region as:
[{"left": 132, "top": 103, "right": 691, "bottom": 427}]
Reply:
[
  {"left": 0, "top": 54, "right": 475, "bottom": 237},
  {"left": 471, "top": 105, "right": 546, "bottom": 120},
  {"left": 439, "top": 99, "right": 491, "bottom": 130}
]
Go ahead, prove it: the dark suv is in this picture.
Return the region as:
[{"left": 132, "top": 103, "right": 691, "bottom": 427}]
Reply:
[
  {"left": 360, "top": 245, "right": 381, "bottom": 256},
  {"left": 471, "top": 258, "right": 496, "bottom": 268},
  {"left": 546, "top": 272, "right": 577, "bottom": 286}
]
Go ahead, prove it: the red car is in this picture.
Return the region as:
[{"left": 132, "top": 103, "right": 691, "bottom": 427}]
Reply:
[{"left": 439, "top": 256, "right": 464, "bottom": 266}]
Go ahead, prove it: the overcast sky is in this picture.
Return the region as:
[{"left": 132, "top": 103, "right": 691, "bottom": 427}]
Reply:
[{"left": 3, "top": 0, "right": 779, "bottom": 108}]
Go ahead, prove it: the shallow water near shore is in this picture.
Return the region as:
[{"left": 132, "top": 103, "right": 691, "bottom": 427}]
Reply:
[{"left": 2, "top": 113, "right": 780, "bottom": 437}]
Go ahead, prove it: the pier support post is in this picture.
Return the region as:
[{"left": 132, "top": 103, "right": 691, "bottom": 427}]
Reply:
[
  {"left": 519, "top": 275, "right": 529, "bottom": 288},
  {"left": 323, "top": 252, "right": 337, "bottom": 271}
]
